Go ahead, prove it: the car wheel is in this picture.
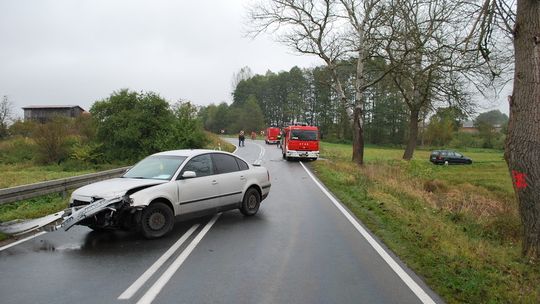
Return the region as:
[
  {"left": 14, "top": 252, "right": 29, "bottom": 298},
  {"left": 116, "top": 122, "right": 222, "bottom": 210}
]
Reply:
[
  {"left": 467, "top": 160, "right": 472, "bottom": 164},
  {"left": 140, "top": 202, "right": 174, "bottom": 239},
  {"left": 240, "top": 188, "right": 260, "bottom": 216}
]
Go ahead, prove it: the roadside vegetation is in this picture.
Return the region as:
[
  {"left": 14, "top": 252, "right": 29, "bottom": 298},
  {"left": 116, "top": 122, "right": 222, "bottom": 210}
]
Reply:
[
  {"left": 312, "top": 142, "right": 538, "bottom": 303},
  {"left": 0, "top": 89, "right": 235, "bottom": 242}
]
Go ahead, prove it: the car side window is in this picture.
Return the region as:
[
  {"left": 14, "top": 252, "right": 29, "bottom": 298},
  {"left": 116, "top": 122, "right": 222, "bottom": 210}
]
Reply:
[
  {"left": 236, "top": 157, "right": 249, "bottom": 171},
  {"left": 212, "top": 153, "right": 240, "bottom": 174},
  {"left": 441, "top": 151, "right": 448, "bottom": 157},
  {"left": 455, "top": 152, "right": 462, "bottom": 158},
  {"left": 180, "top": 154, "right": 214, "bottom": 178}
]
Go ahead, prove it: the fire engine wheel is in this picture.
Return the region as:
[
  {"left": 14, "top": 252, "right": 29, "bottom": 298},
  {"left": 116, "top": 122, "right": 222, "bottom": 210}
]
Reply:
[
  {"left": 140, "top": 202, "right": 174, "bottom": 239},
  {"left": 240, "top": 188, "right": 260, "bottom": 216}
]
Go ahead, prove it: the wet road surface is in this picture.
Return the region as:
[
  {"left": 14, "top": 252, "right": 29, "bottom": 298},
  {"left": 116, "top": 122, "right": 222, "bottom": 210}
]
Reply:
[{"left": 0, "top": 139, "right": 444, "bottom": 304}]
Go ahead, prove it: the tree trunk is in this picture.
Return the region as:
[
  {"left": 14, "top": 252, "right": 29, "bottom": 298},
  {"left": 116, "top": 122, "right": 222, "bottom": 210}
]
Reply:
[
  {"left": 352, "top": 35, "right": 366, "bottom": 165},
  {"left": 403, "top": 109, "right": 420, "bottom": 160},
  {"left": 352, "top": 105, "right": 365, "bottom": 165},
  {"left": 505, "top": 0, "right": 540, "bottom": 258}
]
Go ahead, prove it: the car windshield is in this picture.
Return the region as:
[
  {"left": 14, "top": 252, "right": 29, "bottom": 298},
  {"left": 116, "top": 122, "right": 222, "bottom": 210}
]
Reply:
[
  {"left": 123, "top": 156, "right": 187, "bottom": 180},
  {"left": 290, "top": 130, "right": 318, "bottom": 141}
]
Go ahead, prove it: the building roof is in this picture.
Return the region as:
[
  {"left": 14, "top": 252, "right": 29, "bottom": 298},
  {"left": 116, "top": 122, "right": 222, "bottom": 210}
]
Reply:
[{"left": 22, "top": 105, "right": 85, "bottom": 111}]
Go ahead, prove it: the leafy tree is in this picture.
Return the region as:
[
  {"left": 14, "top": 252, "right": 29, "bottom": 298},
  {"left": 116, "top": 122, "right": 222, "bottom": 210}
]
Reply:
[
  {"left": 8, "top": 119, "right": 37, "bottom": 138},
  {"left": 474, "top": 110, "right": 508, "bottom": 128},
  {"left": 0, "top": 95, "right": 14, "bottom": 138},
  {"left": 32, "top": 117, "right": 71, "bottom": 164},
  {"left": 474, "top": 110, "right": 508, "bottom": 149},
  {"left": 90, "top": 89, "right": 175, "bottom": 162},
  {"left": 169, "top": 101, "right": 208, "bottom": 149}
]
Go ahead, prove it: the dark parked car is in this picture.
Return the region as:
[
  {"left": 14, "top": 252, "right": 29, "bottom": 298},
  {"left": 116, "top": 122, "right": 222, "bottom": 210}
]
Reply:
[{"left": 430, "top": 150, "right": 473, "bottom": 165}]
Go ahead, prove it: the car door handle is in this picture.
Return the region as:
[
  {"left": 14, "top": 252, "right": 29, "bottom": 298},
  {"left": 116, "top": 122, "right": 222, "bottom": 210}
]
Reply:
[
  {"left": 212, "top": 180, "right": 218, "bottom": 185},
  {"left": 240, "top": 175, "right": 246, "bottom": 180}
]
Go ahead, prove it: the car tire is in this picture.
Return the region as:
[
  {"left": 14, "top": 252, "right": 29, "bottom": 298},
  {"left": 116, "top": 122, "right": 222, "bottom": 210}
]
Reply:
[
  {"left": 240, "top": 188, "right": 260, "bottom": 216},
  {"left": 467, "top": 160, "right": 472, "bottom": 164},
  {"left": 140, "top": 202, "right": 174, "bottom": 239}
]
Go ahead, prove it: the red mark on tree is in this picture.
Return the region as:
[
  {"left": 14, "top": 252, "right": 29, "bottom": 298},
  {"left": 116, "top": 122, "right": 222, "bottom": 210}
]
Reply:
[{"left": 512, "top": 170, "right": 528, "bottom": 189}]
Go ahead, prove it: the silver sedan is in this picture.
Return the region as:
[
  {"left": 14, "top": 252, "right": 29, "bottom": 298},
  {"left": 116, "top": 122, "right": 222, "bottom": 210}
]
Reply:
[{"left": 63, "top": 150, "right": 271, "bottom": 238}]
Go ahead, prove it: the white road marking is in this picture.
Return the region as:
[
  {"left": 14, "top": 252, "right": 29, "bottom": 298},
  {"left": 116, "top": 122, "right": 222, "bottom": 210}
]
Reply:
[
  {"left": 255, "top": 142, "right": 266, "bottom": 162},
  {"left": 0, "top": 231, "right": 47, "bottom": 252},
  {"left": 299, "top": 162, "right": 437, "bottom": 304},
  {"left": 118, "top": 224, "right": 200, "bottom": 300},
  {"left": 136, "top": 213, "right": 221, "bottom": 304}
]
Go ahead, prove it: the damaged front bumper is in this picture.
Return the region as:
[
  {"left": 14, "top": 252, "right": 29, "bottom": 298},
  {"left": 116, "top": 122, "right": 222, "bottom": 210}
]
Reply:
[
  {"left": 0, "top": 196, "right": 137, "bottom": 236},
  {"left": 61, "top": 196, "right": 136, "bottom": 231}
]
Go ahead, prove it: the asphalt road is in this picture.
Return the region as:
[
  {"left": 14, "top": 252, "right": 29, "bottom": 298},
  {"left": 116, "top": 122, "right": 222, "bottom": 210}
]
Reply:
[{"left": 0, "top": 139, "right": 444, "bottom": 304}]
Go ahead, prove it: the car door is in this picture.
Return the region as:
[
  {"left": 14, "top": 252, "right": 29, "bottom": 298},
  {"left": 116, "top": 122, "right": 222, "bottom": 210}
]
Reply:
[
  {"left": 454, "top": 152, "right": 465, "bottom": 164},
  {"left": 450, "top": 151, "right": 462, "bottom": 164},
  {"left": 211, "top": 153, "right": 247, "bottom": 207},
  {"left": 176, "top": 154, "right": 221, "bottom": 214}
]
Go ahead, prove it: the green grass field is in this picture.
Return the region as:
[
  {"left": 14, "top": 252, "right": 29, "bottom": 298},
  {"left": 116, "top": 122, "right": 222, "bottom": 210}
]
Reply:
[{"left": 312, "top": 142, "right": 538, "bottom": 303}]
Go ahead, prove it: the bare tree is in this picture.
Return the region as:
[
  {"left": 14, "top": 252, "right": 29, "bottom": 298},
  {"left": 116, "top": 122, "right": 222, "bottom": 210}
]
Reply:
[
  {"left": 0, "top": 95, "right": 14, "bottom": 138},
  {"left": 382, "top": 0, "right": 495, "bottom": 160},
  {"left": 231, "top": 66, "right": 254, "bottom": 90},
  {"left": 247, "top": 0, "right": 388, "bottom": 165}
]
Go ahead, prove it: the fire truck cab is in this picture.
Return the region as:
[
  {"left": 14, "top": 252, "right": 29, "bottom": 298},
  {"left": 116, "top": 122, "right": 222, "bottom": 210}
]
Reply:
[
  {"left": 265, "top": 127, "right": 281, "bottom": 144},
  {"left": 281, "top": 124, "right": 319, "bottom": 161}
]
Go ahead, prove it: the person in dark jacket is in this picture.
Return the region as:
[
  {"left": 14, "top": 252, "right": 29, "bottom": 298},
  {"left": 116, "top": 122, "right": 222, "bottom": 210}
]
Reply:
[{"left": 238, "top": 130, "right": 245, "bottom": 147}]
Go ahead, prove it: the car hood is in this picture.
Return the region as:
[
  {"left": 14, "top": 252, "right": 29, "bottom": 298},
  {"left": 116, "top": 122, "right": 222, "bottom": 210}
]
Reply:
[{"left": 72, "top": 178, "right": 168, "bottom": 199}]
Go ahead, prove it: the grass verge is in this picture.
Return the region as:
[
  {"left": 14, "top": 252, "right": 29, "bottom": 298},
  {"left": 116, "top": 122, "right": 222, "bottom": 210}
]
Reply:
[
  {"left": 311, "top": 142, "right": 539, "bottom": 303},
  {"left": 204, "top": 131, "right": 236, "bottom": 152}
]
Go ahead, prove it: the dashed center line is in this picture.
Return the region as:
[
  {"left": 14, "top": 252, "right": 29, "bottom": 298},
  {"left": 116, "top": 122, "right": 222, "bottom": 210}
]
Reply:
[
  {"left": 118, "top": 224, "right": 200, "bottom": 300},
  {"left": 136, "top": 213, "right": 221, "bottom": 304}
]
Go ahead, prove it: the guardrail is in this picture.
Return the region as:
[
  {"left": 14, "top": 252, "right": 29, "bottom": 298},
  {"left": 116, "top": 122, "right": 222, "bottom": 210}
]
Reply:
[{"left": 0, "top": 167, "right": 130, "bottom": 205}]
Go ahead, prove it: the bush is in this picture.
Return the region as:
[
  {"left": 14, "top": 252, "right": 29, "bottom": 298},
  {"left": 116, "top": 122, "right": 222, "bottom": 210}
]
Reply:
[
  {"left": 449, "top": 132, "right": 484, "bottom": 148},
  {"left": 32, "top": 117, "right": 71, "bottom": 164},
  {"left": 70, "top": 141, "right": 103, "bottom": 164},
  {"left": 8, "top": 119, "right": 37, "bottom": 137},
  {"left": 0, "top": 137, "right": 36, "bottom": 163},
  {"left": 91, "top": 89, "right": 176, "bottom": 162}
]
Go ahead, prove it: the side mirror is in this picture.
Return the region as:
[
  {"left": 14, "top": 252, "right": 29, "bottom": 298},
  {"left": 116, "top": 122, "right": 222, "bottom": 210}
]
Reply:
[{"left": 182, "top": 171, "right": 197, "bottom": 179}]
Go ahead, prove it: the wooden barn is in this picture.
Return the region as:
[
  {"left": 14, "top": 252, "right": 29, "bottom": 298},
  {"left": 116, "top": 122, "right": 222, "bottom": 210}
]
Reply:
[{"left": 22, "top": 105, "right": 86, "bottom": 123}]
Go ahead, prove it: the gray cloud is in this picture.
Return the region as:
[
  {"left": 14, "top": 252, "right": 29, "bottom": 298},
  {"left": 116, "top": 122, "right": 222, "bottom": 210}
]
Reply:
[{"left": 0, "top": 0, "right": 318, "bottom": 117}]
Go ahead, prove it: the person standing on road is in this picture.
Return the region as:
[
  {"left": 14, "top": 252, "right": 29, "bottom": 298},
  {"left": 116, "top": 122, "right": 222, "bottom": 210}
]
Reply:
[
  {"left": 251, "top": 131, "right": 256, "bottom": 140},
  {"left": 239, "top": 130, "right": 245, "bottom": 147}
]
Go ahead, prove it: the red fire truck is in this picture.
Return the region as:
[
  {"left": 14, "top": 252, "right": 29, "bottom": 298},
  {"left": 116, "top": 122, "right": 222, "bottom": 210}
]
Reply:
[
  {"left": 265, "top": 127, "right": 281, "bottom": 144},
  {"left": 281, "top": 124, "right": 319, "bottom": 161}
]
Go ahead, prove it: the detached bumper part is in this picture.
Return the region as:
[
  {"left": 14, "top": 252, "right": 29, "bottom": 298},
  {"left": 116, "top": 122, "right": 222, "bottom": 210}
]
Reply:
[{"left": 61, "top": 197, "right": 123, "bottom": 231}]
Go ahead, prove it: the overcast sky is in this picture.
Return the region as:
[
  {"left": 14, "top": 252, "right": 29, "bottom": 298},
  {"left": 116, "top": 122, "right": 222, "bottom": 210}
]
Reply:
[{"left": 1, "top": 0, "right": 508, "bottom": 119}]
